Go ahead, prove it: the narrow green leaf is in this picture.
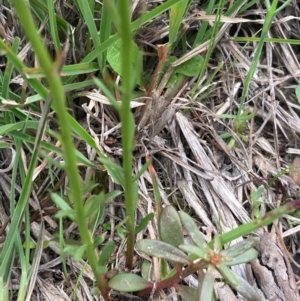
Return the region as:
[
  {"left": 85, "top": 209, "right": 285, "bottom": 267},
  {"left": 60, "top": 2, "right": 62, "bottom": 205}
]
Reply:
[
  {"left": 51, "top": 193, "right": 76, "bottom": 221},
  {"left": 108, "top": 273, "right": 152, "bottom": 292},
  {"left": 169, "top": 0, "right": 190, "bottom": 49},
  {"left": 136, "top": 239, "right": 190, "bottom": 264},
  {"left": 97, "top": 157, "right": 124, "bottom": 186},
  {"left": 64, "top": 244, "right": 87, "bottom": 261},
  {"left": 159, "top": 206, "right": 184, "bottom": 247},
  {"left": 0, "top": 121, "right": 39, "bottom": 135},
  {"left": 74, "top": 0, "right": 102, "bottom": 67},
  {"left": 47, "top": 0, "right": 60, "bottom": 52},
  {"left": 132, "top": 159, "right": 152, "bottom": 183},
  {"left": 135, "top": 213, "right": 154, "bottom": 234},
  {"left": 98, "top": 242, "right": 115, "bottom": 266}
]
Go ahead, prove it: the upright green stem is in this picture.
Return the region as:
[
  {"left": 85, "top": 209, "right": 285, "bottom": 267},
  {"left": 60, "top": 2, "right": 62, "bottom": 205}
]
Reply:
[
  {"left": 118, "top": 0, "right": 136, "bottom": 269},
  {"left": 12, "top": 0, "right": 109, "bottom": 299}
]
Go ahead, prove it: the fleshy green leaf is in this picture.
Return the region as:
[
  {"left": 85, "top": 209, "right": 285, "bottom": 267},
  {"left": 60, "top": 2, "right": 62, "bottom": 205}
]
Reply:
[
  {"left": 213, "top": 235, "right": 222, "bottom": 252},
  {"left": 141, "top": 260, "right": 153, "bottom": 281},
  {"left": 222, "top": 238, "right": 259, "bottom": 258},
  {"left": 108, "top": 273, "right": 152, "bottom": 292},
  {"left": 179, "top": 245, "right": 209, "bottom": 261},
  {"left": 136, "top": 239, "right": 190, "bottom": 264},
  {"left": 178, "top": 211, "right": 208, "bottom": 248},
  {"left": 199, "top": 264, "right": 215, "bottom": 301},
  {"left": 159, "top": 206, "right": 184, "bottom": 247},
  {"left": 225, "top": 248, "right": 258, "bottom": 266},
  {"left": 217, "top": 263, "right": 239, "bottom": 287}
]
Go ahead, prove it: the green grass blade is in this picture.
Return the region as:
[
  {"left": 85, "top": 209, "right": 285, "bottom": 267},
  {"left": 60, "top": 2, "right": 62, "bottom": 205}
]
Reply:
[
  {"left": 169, "top": 0, "right": 191, "bottom": 51},
  {"left": 74, "top": 0, "right": 102, "bottom": 68},
  {"left": 47, "top": 0, "right": 61, "bottom": 52}
]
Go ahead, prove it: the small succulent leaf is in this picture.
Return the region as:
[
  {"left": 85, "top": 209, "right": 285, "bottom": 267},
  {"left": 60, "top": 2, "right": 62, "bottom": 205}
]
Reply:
[
  {"left": 199, "top": 264, "right": 215, "bottom": 301},
  {"left": 98, "top": 241, "right": 115, "bottom": 266},
  {"left": 141, "top": 260, "right": 153, "bottom": 281},
  {"left": 135, "top": 239, "right": 190, "bottom": 264},
  {"left": 176, "top": 285, "right": 198, "bottom": 301},
  {"left": 217, "top": 263, "right": 239, "bottom": 287},
  {"left": 174, "top": 55, "right": 203, "bottom": 77},
  {"left": 135, "top": 213, "right": 154, "bottom": 234},
  {"left": 159, "top": 206, "right": 184, "bottom": 247},
  {"left": 222, "top": 238, "right": 259, "bottom": 258},
  {"left": 108, "top": 273, "right": 152, "bottom": 292},
  {"left": 213, "top": 235, "right": 222, "bottom": 252},
  {"left": 178, "top": 211, "right": 208, "bottom": 248},
  {"left": 233, "top": 273, "right": 262, "bottom": 301},
  {"left": 179, "top": 244, "right": 209, "bottom": 261},
  {"left": 225, "top": 248, "right": 258, "bottom": 266}
]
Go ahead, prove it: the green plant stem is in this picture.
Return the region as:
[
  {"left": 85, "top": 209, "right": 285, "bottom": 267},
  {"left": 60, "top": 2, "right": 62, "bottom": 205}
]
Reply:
[
  {"left": 12, "top": 0, "right": 109, "bottom": 299},
  {"left": 118, "top": 0, "right": 136, "bottom": 270}
]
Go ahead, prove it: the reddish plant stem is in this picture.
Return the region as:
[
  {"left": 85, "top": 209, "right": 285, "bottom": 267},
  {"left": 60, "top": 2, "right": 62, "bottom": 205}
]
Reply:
[{"left": 138, "top": 260, "right": 208, "bottom": 297}]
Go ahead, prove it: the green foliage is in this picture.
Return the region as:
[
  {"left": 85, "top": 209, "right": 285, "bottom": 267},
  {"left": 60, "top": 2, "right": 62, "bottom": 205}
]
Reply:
[
  {"left": 107, "top": 39, "right": 143, "bottom": 86},
  {"left": 129, "top": 203, "right": 300, "bottom": 300},
  {"left": 1, "top": 0, "right": 298, "bottom": 300},
  {"left": 108, "top": 273, "right": 152, "bottom": 292},
  {"left": 165, "top": 55, "right": 204, "bottom": 88},
  {"left": 251, "top": 185, "right": 265, "bottom": 218}
]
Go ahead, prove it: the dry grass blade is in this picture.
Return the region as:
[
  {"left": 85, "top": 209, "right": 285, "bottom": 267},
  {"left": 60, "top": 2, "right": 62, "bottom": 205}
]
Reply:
[{"left": 175, "top": 112, "right": 250, "bottom": 224}]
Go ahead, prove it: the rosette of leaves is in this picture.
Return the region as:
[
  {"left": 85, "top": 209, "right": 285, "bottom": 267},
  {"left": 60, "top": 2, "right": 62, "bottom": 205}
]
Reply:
[{"left": 108, "top": 206, "right": 261, "bottom": 301}]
